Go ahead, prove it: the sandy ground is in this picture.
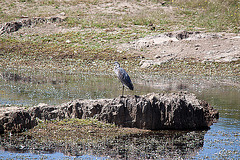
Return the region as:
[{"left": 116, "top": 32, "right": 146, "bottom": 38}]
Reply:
[{"left": 118, "top": 31, "right": 240, "bottom": 68}]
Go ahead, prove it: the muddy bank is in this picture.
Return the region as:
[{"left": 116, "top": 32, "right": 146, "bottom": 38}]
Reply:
[{"left": 0, "top": 92, "right": 219, "bottom": 134}]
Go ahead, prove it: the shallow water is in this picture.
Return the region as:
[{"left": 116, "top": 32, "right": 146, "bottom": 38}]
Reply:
[
  {"left": 0, "top": 68, "right": 239, "bottom": 159},
  {"left": 0, "top": 69, "right": 156, "bottom": 106}
]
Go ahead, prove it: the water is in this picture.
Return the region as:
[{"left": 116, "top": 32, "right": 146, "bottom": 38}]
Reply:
[
  {"left": 0, "top": 69, "right": 239, "bottom": 159},
  {"left": 0, "top": 70, "right": 155, "bottom": 106},
  {"left": 0, "top": 151, "right": 108, "bottom": 160}
]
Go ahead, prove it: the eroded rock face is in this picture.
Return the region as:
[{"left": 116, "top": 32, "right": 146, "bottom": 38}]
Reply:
[
  {"left": 0, "top": 92, "right": 219, "bottom": 133},
  {"left": 97, "top": 93, "right": 219, "bottom": 130},
  {"left": 0, "top": 16, "right": 66, "bottom": 34},
  {"left": 0, "top": 107, "right": 37, "bottom": 134}
]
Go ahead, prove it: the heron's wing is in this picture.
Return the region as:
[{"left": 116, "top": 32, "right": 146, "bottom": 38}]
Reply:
[{"left": 118, "top": 68, "right": 134, "bottom": 90}]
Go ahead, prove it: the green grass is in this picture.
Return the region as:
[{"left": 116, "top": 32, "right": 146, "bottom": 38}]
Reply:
[
  {"left": 1, "top": 0, "right": 239, "bottom": 32},
  {"left": 25, "top": 118, "right": 148, "bottom": 143},
  {"left": 0, "top": 26, "right": 151, "bottom": 57},
  {"left": 0, "top": 0, "right": 239, "bottom": 75},
  {"left": 171, "top": 0, "right": 240, "bottom": 32},
  {"left": 0, "top": 28, "right": 147, "bottom": 72},
  {"left": 147, "top": 59, "right": 240, "bottom": 77},
  {"left": 57, "top": 118, "right": 116, "bottom": 128}
]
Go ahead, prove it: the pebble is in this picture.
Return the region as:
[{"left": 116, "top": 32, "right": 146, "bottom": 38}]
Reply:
[{"left": 195, "top": 44, "right": 201, "bottom": 47}]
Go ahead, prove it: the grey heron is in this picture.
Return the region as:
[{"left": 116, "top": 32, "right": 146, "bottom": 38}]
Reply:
[{"left": 114, "top": 62, "right": 134, "bottom": 96}]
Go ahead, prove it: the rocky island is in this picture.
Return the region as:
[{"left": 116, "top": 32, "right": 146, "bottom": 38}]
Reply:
[{"left": 0, "top": 92, "right": 219, "bottom": 134}]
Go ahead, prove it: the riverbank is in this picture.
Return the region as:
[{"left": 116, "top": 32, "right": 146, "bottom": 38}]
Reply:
[
  {"left": 0, "top": 1, "right": 239, "bottom": 77},
  {"left": 1, "top": 30, "right": 239, "bottom": 77}
]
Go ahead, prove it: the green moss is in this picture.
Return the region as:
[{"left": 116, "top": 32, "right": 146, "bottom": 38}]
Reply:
[{"left": 24, "top": 118, "right": 148, "bottom": 144}]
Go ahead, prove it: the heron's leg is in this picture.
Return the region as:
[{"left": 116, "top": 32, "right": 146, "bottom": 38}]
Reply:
[{"left": 122, "top": 85, "right": 124, "bottom": 96}]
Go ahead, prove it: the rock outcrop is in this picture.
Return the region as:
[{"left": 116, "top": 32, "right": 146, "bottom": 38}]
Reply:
[
  {"left": 0, "top": 107, "right": 37, "bottom": 134},
  {"left": 0, "top": 92, "right": 219, "bottom": 133},
  {"left": 0, "top": 16, "right": 66, "bottom": 35}
]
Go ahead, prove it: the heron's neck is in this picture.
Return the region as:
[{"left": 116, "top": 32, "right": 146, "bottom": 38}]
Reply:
[{"left": 114, "top": 66, "right": 119, "bottom": 74}]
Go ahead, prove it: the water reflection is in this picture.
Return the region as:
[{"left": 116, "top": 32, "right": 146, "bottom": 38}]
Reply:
[
  {"left": 0, "top": 130, "right": 207, "bottom": 159},
  {"left": 103, "top": 130, "right": 207, "bottom": 159}
]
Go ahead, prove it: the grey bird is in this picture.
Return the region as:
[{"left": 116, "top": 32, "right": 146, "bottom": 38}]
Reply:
[{"left": 114, "top": 62, "right": 134, "bottom": 96}]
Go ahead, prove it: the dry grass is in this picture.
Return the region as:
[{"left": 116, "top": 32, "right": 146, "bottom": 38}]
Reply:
[
  {"left": 0, "top": 0, "right": 239, "bottom": 74},
  {"left": 171, "top": 0, "right": 240, "bottom": 32},
  {"left": 1, "top": 0, "right": 239, "bottom": 32}
]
